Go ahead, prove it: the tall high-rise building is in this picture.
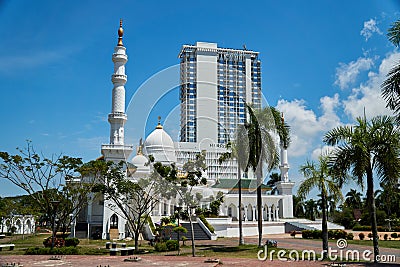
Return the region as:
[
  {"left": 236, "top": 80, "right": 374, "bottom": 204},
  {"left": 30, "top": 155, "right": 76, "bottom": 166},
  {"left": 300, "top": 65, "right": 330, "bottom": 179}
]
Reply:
[{"left": 179, "top": 42, "right": 262, "bottom": 144}]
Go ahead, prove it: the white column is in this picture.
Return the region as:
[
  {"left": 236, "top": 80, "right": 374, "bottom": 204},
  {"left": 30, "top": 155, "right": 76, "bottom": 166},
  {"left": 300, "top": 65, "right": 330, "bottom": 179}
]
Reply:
[
  {"left": 268, "top": 206, "right": 272, "bottom": 221},
  {"left": 252, "top": 206, "right": 256, "bottom": 222},
  {"left": 158, "top": 201, "right": 162, "bottom": 216},
  {"left": 167, "top": 200, "right": 172, "bottom": 216},
  {"left": 276, "top": 207, "right": 280, "bottom": 221},
  {"left": 244, "top": 206, "right": 248, "bottom": 222}
]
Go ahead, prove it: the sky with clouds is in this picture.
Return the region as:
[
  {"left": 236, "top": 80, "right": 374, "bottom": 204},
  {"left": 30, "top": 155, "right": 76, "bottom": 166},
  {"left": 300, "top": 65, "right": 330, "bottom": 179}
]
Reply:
[{"left": 0, "top": 0, "right": 399, "bottom": 197}]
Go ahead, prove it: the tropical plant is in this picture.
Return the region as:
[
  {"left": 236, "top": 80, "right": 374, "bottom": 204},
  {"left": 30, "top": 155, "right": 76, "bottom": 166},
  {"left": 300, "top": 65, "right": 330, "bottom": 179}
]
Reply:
[
  {"left": 382, "top": 19, "right": 400, "bottom": 122},
  {"left": 245, "top": 104, "right": 279, "bottom": 247},
  {"left": 324, "top": 115, "right": 400, "bottom": 262},
  {"left": 298, "top": 155, "right": 343, "bottom": 260},
  {"left": 303, "top": 199, "right": 319, "bottom": 221},
  {"left": 345, "top": 189, "right": 363, "bottom": 210},
  {"left": 266, "top": 172, "right": 280, "bottom": 195}
]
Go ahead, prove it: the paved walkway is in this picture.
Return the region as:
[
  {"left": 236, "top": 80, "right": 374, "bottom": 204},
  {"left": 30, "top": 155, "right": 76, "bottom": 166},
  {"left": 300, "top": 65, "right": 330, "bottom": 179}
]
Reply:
[{"left": 1, "top": 235, "right": 400, "bottom": 266}]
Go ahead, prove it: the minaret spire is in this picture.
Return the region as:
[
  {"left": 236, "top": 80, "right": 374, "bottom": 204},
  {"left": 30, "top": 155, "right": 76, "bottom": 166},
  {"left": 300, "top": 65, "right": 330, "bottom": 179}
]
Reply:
[
  {"left": 118, "top": 19, "right": 124, "bottom": 47},
  {"left": 101, "top": 20, "right": 133, "bottom": 162}
]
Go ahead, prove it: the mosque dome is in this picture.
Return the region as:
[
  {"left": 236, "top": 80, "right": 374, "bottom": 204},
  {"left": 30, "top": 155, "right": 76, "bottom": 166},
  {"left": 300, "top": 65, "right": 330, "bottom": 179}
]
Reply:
[
  {"left": 144, "top": 119, "right": 177, "bottom": 164},
  {"left": 131, "top": 154, "right": 148, "bottom": 168}
]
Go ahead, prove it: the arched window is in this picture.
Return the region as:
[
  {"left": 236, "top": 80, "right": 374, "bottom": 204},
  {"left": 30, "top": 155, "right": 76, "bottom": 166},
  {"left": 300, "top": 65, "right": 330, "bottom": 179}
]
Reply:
[{"left": 110, "top": 214, "right": 118, "bottom": 229}]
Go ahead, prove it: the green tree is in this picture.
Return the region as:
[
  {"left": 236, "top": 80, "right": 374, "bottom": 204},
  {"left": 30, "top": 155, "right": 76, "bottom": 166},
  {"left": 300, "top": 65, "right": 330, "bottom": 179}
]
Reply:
[
  {"left": 298, "top": 155, "right": 343, "bottom": 259},
  {"left": 266, "top": 172, "right": 280, "bottom": 195},
  {"left": 153, "top": 151, "right": 208, "bottom": 257},
  {"left": 345, "top": 189, "right": 363, "bottom": 210},
  {"left": 382, "top": 19, "right": 400, "bottom": 121},
  {"left": 292, "top": 195, "right": 305, "bottom": 218},
  {"left": 0, "top": 142, "right": 95, "bottom": 242},
  {"left": 84, "top": 159, "right": 164, "bottom": 252},
  {"left": 303, "top": 199, "right": 319, "bottom": 221},
  {"left": 324, "top": 115, "right": 400, "bottom": 262}
]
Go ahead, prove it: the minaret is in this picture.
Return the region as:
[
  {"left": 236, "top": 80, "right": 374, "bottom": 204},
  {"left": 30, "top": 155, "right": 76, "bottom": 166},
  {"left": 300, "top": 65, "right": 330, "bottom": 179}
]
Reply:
[
  {"left": 276, "top": 112, "right": 295, "bottom": 218},
  {"left": 101, "top": 19, "right": 133, "bottom": 163},
  {"left": 279, "top": 113, "right": 289, "bottom": 182}
]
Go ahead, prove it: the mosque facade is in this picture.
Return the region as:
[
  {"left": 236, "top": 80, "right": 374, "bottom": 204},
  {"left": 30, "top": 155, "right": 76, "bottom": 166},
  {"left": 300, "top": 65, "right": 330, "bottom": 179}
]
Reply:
[{"left": 78, "top": 21, "right": 295, "bottom": 240}]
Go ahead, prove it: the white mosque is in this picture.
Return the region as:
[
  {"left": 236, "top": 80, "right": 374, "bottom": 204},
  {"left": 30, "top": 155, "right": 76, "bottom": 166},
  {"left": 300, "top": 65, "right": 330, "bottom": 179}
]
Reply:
[{"left": 77, "top": 21, "right": 302, "bottom": 240}]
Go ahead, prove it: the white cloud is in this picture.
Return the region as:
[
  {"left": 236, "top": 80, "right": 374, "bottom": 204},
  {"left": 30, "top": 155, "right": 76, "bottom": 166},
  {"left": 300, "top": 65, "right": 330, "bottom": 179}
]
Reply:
[
  {"left": 360, "top": 18, "right": 382, "bottom": 41},
  {"left": 334, "top": 57, "right": 374, "bottom": 89},
  {"left": 276, "top": 94, "right": 341, "bottom": 158},
  {"left": 311, "top": 145, "right": 336, "bottom": 161},
  {"left": 342, "top": 51, "right": 400, "bottom": 120}
]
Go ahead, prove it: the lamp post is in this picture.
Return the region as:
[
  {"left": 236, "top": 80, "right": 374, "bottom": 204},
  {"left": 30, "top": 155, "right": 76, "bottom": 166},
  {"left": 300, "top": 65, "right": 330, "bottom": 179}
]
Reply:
[{"left": 50, "top": 201, "right": 60, "bottom": 249}]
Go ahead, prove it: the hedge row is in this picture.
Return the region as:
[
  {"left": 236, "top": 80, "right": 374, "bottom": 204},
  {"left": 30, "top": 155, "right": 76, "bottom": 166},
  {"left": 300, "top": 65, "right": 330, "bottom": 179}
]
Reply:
[
  {"left": 302, "top": 229, "right": 353, "bottom": 240},
  {"left": 353, "top": 225, "right": 400, "bottom": 232},
  {"left": 25, "top": 247, "right": 79, "bottom": 255}
]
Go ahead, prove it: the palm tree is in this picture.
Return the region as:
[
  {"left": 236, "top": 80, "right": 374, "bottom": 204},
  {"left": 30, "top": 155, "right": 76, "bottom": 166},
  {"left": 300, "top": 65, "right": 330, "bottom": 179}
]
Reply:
[
  {"left": 218, "top": 127, "right": 248, "bottom": 245},
  {"left": 324, "top": 115, "right": 400, "bottom": 262},
  {"left": 303, "top": 199, "right": 319, "bottom": 221},
  {"left": 245, "top": 104, "right": 279, "bottom": 247},
  {"left": 381, "top": 19, "right": 400, "bottom": 121},
  {"left": 293, "top": 195, "right": 305, "bottom": 218},
  {"left": 298, "top": 155, "right": 343, "bottom": 260},
  {"left": 266, "top": 172, "right": 280, "bottom": 195},
  {"left": 345, "top": 189, "right": 363, "bottom": 210}
]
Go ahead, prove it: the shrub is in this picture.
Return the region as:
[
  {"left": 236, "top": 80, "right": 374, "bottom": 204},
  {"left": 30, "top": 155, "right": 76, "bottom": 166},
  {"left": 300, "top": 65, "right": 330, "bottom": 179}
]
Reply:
[
  {"left": 353, "top": 225, "right": 371, "bottom": 231},
  {"left": 391, "top": 233, "right": 398, "bottom": 239},
  {"left": 173, "top": 226, "right": 187, "bottom": 234},
  {"left": 359, "top": 233, "right": 365, "bottom": 240},
  {"left": 347, "top": 233, "right": 354, "bottom": 240},
  {"left": 384, "top": 234, "right": 388, "bottom": 240},
  {"left": 154, "top": 242, "right": 168, "bottom": 252},
  {"left": 43, "top": 237, "right": 65, "bottom": 248},
  {"left": 198, "top": 214, "right": 214, "bottom": 233},
  {"left": 64, "top": 238, "right": 80, "bottom": 247},
  {"left": 25, "top": 246, "right": 79, "bottom": 255},
  {"left": 302, "top": 229, "right": 353, "bottom": 240},
  {"left": 368, "top": 233, "right": 373, "bottom": 239},
  {"left": 165, "top": 240, "right": 179, "bottom": 251}
]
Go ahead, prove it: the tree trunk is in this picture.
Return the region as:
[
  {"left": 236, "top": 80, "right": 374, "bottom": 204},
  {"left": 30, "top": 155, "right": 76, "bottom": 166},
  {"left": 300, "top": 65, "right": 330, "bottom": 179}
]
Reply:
[
  {"left": 321, "top": 192, "right": 328, "bottom": 260},
  {"left": 257, "top": 184, "right": 262, "bottom": 247},
  {"left": 238, "top": 169, "right": 244, "bottom": 245},
  {"left": 189, "top": 209, "right": 195, "bottom": 257},
  {"left": 134, "top": 230, "right": 139, "bottom": 252},
  {"left": 367, "top": 166, "right": 379, "bottom": 262}
]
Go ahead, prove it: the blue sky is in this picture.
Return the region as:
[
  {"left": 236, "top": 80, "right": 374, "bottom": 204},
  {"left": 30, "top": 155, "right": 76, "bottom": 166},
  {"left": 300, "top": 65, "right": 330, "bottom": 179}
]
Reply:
[{"left": 0, "top": 0, "right": 399, "bottom": 197}]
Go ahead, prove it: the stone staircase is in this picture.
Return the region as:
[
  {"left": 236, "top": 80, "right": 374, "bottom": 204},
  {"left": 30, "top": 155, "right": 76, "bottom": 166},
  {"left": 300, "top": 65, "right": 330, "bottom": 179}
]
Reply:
[{"left": 161, "top": 222, "right": 210, "bottom": 240}]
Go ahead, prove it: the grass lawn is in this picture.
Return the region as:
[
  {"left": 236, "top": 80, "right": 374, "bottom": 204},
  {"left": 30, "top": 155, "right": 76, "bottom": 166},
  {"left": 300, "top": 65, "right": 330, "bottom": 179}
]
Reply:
[
  {"left": 345, "top": 239, "right": 400, "bottom": 249},
  {"left": 0, "top": 234, "right": 298, "bottom": 259}
]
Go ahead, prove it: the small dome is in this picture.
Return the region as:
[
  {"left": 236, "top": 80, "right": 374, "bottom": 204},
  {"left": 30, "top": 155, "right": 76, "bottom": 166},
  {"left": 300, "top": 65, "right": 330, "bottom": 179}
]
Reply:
[
  {"left": 144, "top": 122, "right": 177, "bottom": 164},
  {"left": 131, "top": 154, "right": 148, "bottom": 167},
  {"left": 130, "top": 153, "right": 150, "bottom": 175}
]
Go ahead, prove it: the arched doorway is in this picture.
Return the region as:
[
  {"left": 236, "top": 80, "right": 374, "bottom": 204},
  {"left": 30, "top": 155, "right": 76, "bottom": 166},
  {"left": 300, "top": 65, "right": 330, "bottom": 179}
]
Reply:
[
  {"left": 110, "top": 214, "right": 118, "bottom": 229},
  {"left": 247, "top": 204, "right": 253, "bottom": 221}
]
